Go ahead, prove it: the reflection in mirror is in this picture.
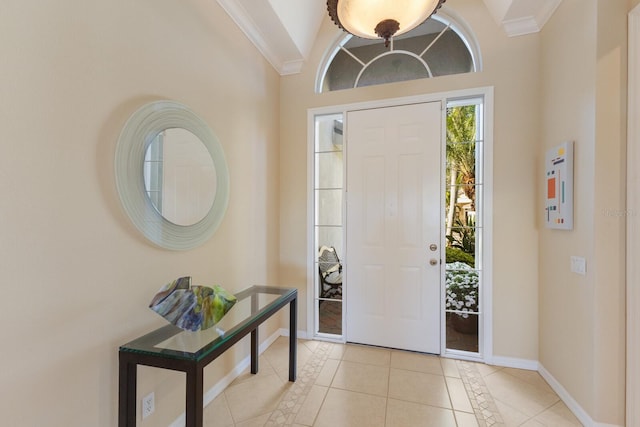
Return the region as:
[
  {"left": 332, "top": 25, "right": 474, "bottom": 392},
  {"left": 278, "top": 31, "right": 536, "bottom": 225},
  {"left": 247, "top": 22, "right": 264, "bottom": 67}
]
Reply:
[{"left": 144, "top": 128, "right": 217, "bottom": 226}]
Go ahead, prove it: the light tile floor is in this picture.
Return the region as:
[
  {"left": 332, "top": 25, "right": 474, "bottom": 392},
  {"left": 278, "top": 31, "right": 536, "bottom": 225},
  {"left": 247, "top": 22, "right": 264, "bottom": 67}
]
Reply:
[{"left": 203, "top": 338, "right": 583, "bottom": 426}]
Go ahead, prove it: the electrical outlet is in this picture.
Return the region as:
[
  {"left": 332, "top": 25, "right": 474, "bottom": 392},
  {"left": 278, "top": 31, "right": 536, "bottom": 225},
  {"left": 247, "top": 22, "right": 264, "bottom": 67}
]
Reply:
[{"left": 142, "top": 392, "right": 155, "bottom": 419}]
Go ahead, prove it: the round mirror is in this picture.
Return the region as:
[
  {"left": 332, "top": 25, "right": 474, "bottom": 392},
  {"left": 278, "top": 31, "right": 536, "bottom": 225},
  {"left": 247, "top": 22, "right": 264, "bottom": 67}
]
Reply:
[
  {"left": 144, "top": 128, "right": 217, "bottom": 226},
  {"left": 115, "top": 101, "right": 229, "bottom": 250}
]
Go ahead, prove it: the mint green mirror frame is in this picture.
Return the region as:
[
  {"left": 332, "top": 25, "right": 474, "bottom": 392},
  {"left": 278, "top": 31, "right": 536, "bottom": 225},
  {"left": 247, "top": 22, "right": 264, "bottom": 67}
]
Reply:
[{"left": 115, "top": 101, "right": 230, "bottom": 250}]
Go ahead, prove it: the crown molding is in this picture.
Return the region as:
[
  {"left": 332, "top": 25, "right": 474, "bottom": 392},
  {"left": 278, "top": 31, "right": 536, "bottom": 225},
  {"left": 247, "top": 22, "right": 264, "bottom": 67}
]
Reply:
[
  {"left": 280, "top": 59, "right": 306, "bottom": 76},
  {"left": 483, "top": 0, "right": 562, "bottom": 37},
  {"left": 216, "top": 0, "right": 322, "bottom": 76},
  {"left": 216, "top": 0, "right": 292, "bottom": 74},
  {"left": 502, "top": 16, "right": 542, "bottom": 37}
]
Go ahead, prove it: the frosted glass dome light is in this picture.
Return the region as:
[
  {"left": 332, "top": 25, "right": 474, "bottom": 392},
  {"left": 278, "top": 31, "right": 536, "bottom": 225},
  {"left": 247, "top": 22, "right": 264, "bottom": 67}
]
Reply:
[{"left": 327, "top": 0, "right": 446, "bottom": 47}]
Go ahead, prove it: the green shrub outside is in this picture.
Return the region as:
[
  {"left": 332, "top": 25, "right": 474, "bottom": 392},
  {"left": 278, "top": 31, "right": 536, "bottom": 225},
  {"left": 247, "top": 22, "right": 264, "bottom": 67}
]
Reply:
[{"left": 445, "top": 246, "right": 474, "bottom": 267}]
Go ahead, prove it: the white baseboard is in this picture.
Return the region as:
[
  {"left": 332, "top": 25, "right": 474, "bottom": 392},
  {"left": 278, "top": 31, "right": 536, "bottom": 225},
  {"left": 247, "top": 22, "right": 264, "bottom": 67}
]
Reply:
[
  {"left": 485, "top": 359, "right": 622, "bottom": 426},
  {"left": 538, "top": 364, "right": 623, "bottom": 427},
  {"left": 488, "top": 355, "right": 539, "bottom": 371},
  {"left": 279, "top": 328, "right": 310, "bottom": 340},
  {"left": 168, "top": 328, "right": 286, "bottom": 427}
]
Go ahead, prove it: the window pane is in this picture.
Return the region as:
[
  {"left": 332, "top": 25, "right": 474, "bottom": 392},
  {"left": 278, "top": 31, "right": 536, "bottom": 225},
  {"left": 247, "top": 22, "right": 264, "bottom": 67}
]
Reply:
[
  {"left": 315, "top": 116, "right": 343, "bottom": 152},
  {"left": 316, "top": 226, "right": 343, "bottom": 256},
  {"left": 316, "top": 152, "right": 343, "bottom": 189},
  {"left": 446, "top": 313, "right": 478, "bottom": 352},
  {"left": 446, "top": 265, "right": 480, "bottom": 309},
  {"left": 321, "top": 16, "right": 477, "bottom": 92},
  {"left": 423, "top": 29, "right": 474, "bottom": 76},
  {"left": 315, "top": 189, "right": 342, "bottom": 226},
  {"left": 324, "top": 50, "right": 360, "bottom": 91},
  {"left": 318, "top": 300, "right": 342, "bottom": 335},
  {"left": 357, "top": 54, "right": 429, "bottom": 88},
  {"left": 446, "top": 101, "right": 481, "bottom": 354},
  {"left": 314, "top": 113, "right": 344, "bottom": 338},
  {"left": 393, "top": 19, "right": 448, "bottom": 55}
]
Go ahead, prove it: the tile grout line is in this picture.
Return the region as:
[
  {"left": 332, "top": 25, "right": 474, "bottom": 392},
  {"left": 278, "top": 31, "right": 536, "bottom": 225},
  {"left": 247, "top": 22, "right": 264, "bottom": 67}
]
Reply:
[
  {"left": 457, "top": 360, "right": 505, "bottom": 426},
  {"left": 264, "top": 341, "right": 334, "bottom": 426}
]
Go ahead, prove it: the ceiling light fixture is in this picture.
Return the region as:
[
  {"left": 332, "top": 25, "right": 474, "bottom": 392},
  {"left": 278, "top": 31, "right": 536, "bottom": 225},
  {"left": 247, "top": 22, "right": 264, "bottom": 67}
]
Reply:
[{"left": 327, "top": 0, "right": 446, "bottom": 48}]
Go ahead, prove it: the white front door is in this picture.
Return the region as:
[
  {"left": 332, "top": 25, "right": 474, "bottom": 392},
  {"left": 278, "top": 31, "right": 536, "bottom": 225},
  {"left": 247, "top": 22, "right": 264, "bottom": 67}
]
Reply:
[{"left": 346, "top": 102, "right": 442, "bottom": 353}]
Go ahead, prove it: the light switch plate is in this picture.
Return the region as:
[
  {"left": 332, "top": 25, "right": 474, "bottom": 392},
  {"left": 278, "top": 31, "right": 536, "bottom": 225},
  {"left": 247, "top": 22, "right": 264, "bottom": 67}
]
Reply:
[{"left": 570, "top": 256, "right": 586, "bottom": 275}]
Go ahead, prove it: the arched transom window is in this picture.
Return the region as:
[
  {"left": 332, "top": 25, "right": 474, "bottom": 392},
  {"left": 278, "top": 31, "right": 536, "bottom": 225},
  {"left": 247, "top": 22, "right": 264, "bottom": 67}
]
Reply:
[{"left": 317, "top": 10, "right": 481, "bottom": 92}]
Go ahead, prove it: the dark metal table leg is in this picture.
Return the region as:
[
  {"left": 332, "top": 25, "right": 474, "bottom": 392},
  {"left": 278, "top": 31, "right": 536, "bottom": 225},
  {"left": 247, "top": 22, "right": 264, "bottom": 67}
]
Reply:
[
  {"left": 251, "top": 328, "right": 259, "bottom": 374},
  {"left": 289, "top": 297, "right": 297, "bottom": 382},
  {"left": 251, "top": 293, "right": 259, "bottom": 374},
  {"left": 185, "top": 366, "right": 204, "bottom": 427},
  {"left": 118, "top": 354, "right": 137, "bottom": 427}
]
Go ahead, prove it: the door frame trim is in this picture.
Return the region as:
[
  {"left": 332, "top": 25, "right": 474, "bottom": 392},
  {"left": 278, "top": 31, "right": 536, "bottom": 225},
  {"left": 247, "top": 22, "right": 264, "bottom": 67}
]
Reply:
[
  {"left": 307, "top": 87, "right": 494, "bottom": 362},
  {"left": 627, "top": 4, "right": 640, "bottom": 426}
]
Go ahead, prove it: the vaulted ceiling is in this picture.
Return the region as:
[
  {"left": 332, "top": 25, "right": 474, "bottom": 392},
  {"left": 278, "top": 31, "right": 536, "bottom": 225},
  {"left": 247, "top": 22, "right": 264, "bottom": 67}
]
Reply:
[{"left": 216, "top": 0, "right": 562, "bottom": 75}]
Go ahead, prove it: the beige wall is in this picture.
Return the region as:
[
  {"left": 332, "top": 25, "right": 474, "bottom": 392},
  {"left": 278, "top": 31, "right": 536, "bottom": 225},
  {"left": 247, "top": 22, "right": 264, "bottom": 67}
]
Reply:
[
  {"left": 280, "top": 0, "right": 541, "bottom": 361},
  {"left": 0, "top": 1, "right": 281, "bottom": 426},
  {"left": 539, "top": 0, "right": 628, "bottom": 424}
]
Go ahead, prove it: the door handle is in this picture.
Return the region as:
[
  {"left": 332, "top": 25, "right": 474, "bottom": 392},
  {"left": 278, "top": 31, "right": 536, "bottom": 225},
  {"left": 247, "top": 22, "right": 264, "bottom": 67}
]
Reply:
[{"left": 429, "top": 259, "right": 439, "bottom": 266}]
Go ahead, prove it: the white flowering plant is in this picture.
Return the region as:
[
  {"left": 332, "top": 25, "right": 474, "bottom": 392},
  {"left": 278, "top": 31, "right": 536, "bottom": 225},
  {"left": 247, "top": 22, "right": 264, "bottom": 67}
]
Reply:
[{"left": 445, "top": 261, "right": 479, "bottom": 319}]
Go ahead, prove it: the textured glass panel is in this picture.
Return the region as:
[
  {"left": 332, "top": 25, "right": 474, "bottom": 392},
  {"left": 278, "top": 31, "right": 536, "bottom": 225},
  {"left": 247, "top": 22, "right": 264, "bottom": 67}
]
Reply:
[
  {"left": 446, "top": 313, "right": 478, "bottom": 352},
  {"left": 317, "top": 272, "right": 343, "bottom": 300},
  {"left": 315, "top": 226, "right": 343, "bottom": 258},
  {"left": 315, "top": 189, "right": 342, "bottom": 226},
  {"left": 445, "top": 266, "right": 480, "bottom": 315},
  {"left": 445, "top": 184, "right": 481, "bottom": 230},
  {"left": 314, "top": 113, "right": 343, "bottom": 337},
  {"left": 322, "top": 17, "right": 474, "bottom": 92},
  {"left": 317, "top": 246, "right": 343, "bottom": 301},
  {"left": 357, "top": 53, "right": 429, "bottom": 88},
  {"left": 446, "top": 226, "right": 478, "bottom": 264},
  {"left": 318, "top": 300, "right": 342, "bottom": 335},
  {"left": 445, "top": 100, "right": 482, "bottom": 354},
  {"left": 445, "top": 141, "right": 481, "bottom": 177},
  {"left": 315, "top": 115, "right": 343, "bottom": 152},
  {"left": 324, "top": 49, "right": 361, "bottom": 91},
  {"left": 316, "top": 152, "right": 343, "bottom": 189},
  {"left": 422, "top": 30, "right": 473, "bottom": 76},
  {"left": 393, "top": 20, "right": 448, "bottom": 55}
]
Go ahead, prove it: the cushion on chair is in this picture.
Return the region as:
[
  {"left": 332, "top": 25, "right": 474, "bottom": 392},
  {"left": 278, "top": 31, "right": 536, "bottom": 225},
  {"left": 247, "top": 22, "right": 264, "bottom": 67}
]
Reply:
[
  {"left": 318, "top": 246, "right": 341, "bottom": 277},
  {"left": 318, "top": 246, "right": 343, "bottom": 299},
  {"left": 324, "top": 270, "right": 342, "bottom": 285}
]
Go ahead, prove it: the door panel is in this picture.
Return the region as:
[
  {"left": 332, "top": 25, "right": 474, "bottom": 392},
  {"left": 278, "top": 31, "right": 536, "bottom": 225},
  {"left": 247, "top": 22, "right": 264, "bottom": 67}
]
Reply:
[{"left": 346, "top": 102, "right": 442, "bottom": 353}]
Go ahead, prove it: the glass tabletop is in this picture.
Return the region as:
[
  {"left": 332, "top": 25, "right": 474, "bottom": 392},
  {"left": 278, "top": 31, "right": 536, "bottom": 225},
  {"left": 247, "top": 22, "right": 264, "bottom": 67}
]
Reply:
[{"left": 119, "top": 286, "right": 296, "bottom": 362}]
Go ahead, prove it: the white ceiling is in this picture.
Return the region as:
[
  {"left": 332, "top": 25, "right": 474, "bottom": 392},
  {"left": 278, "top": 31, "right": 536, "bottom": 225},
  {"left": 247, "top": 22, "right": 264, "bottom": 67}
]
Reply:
[{"left": 216, "top": 0, "right": 562, "bottom": 76}]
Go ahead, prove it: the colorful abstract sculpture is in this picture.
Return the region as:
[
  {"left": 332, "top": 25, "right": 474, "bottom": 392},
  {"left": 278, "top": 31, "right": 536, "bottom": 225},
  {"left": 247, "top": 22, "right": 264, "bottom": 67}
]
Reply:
[{"left": 149, "top": 276, "right": 237, "bottom": 331}]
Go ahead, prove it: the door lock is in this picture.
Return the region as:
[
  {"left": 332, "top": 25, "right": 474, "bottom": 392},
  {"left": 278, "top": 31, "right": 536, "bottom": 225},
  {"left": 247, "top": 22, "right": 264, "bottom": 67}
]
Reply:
[{"left": 429, "top": 244, "right": 437, "bottom": 251}]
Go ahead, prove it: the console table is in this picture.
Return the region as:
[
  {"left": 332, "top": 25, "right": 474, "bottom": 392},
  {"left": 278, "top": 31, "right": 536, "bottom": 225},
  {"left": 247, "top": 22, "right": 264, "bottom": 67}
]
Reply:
[{"left": 118, "top": 286, "right": 297, "bottom": 427}]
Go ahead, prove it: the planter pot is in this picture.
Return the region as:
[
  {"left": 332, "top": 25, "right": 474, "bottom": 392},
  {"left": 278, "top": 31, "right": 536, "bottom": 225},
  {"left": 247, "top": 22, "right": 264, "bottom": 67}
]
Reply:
[{"left": 451, "top": 313, "right": 478, "bottom": 335}]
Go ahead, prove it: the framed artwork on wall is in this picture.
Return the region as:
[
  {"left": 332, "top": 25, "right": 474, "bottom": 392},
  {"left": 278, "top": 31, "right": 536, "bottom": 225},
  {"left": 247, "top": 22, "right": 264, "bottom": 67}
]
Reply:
[{"left": 545, "top": 141, "right": 574, "bottom": 230}]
